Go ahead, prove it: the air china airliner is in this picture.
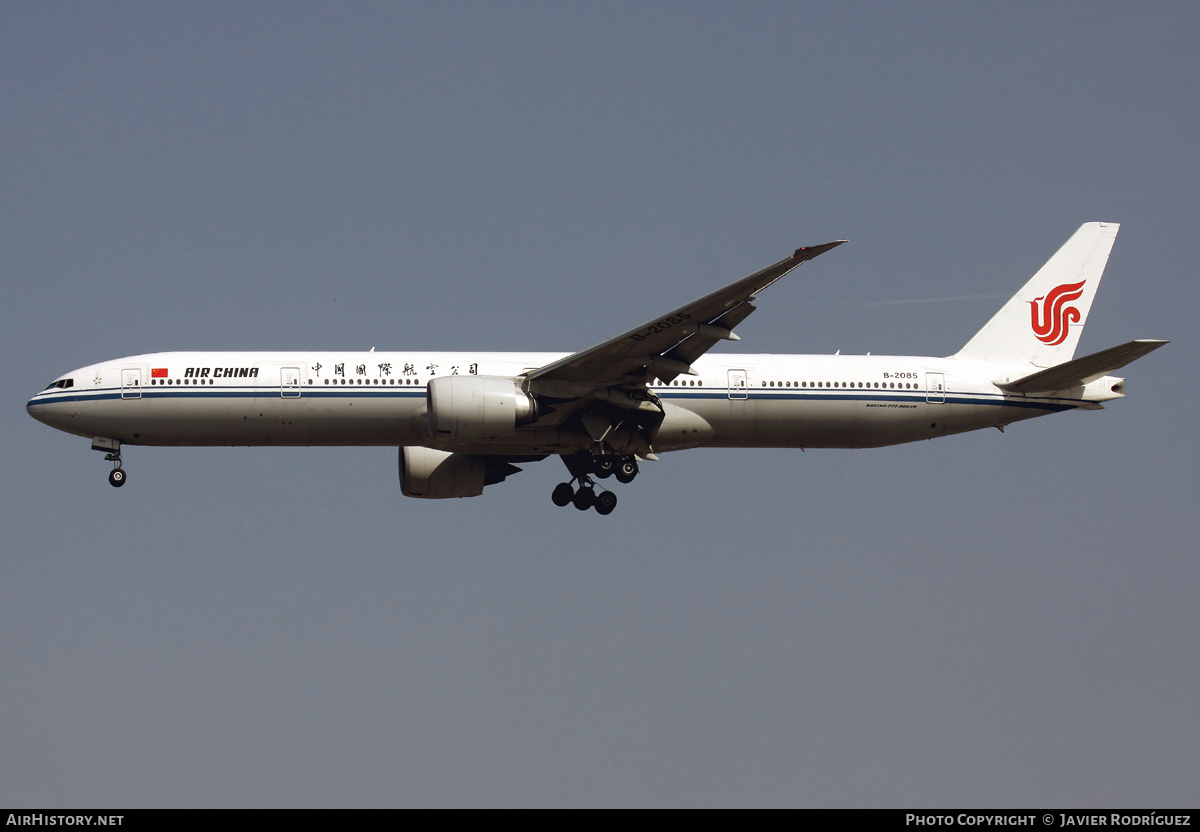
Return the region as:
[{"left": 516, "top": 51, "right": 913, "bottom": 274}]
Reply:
[{"left": 28, "top": 222, "right": 1165, "bottom": 515}]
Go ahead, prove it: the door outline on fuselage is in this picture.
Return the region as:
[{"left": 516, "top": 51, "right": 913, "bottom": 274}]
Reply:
[
  {"left": 728, "top": 369, "right": 748, "bottom": 400},
  {"left": 121, "top": 368, "right": 141, "bottom": 399},
  {"left": 281, "top": 367, "right": 301, "bottom": 398},
  {"left": 926, "top": 372, "right": 945, "bottom": 403}
]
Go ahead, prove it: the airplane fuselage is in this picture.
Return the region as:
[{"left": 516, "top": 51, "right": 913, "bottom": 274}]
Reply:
[{"left": 26, "top": 349, "right": 1122, "bottom": 455}]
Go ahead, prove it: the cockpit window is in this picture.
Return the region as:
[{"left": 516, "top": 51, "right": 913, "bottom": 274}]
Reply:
[{"left": 43, "top": 379, "right": 74, "bottom": 390}]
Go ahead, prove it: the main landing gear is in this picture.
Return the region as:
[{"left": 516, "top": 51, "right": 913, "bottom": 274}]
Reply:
[
  {"left": 551, "top": 479, "right": 618, "bottom": 515},
  {"left": 551, "top": 453, "right": 639, "bottom": 516}
]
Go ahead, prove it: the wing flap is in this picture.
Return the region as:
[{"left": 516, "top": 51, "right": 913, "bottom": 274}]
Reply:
[{"left": 660, "top": 301, "right": 758, "bottom": 376}]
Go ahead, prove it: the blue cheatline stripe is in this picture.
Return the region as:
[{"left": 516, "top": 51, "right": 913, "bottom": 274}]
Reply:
[
  {"left": 656, "top": 390, "right": 1078, "bottom": 411},
  {"left": 27, "top": 388, "right": 430, "bottom": 406}
]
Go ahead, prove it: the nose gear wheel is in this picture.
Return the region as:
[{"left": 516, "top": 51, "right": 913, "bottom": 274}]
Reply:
[{"left": 104, "top": 450, "right": 126, "bottom": 488}]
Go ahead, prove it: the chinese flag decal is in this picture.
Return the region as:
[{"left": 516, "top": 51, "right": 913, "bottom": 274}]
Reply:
[{"left": 151, "top": 368, "right": 169, "bottom": 378}]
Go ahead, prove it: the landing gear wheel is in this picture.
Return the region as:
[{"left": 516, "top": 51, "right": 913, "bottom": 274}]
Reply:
[
  {"left": 595, "top": 490, "right": 617, "bottom": 515},
  {"left": 572, "top": 487, "right": 595, "bottom": 511},
  {"left": 594, "top": 457, "right": 615, "bottom": 479},
  {"left": 615, "top": 457, "right": 639, "bottom": 484},
  {"left": 108, "top": 468, "right": 126, "bottom": 488},
  {"left": 551, "top": 483, "right": 574, "bottom": 507}
]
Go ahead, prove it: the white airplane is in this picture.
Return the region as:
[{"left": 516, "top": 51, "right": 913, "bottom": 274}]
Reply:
[{"left": 28, "top": 222, "right": 1165, "bottom": 515}]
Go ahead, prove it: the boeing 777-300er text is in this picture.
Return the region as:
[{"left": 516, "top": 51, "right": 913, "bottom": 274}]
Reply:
[{"left": 28, "top": 222, "right": 1166, "bottom": 515}]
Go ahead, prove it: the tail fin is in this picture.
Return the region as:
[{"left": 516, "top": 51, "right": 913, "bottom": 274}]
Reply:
[{"left": 954, "top": 222, "right": 1119, "bottom": 366}]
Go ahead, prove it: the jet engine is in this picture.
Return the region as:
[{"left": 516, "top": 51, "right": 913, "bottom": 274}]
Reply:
[
  {"left": 399, "top": 445, "right": 522, "bottom": 499},
  {"left": 427, "top": 375, "right": 537, "bottom": 442}
]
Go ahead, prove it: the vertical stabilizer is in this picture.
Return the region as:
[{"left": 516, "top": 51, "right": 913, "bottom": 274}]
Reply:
[{"left": 954, "top": 222, "right": 1119, "bottom": 366}]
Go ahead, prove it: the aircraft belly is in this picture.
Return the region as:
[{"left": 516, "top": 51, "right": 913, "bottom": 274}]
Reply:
[
  {"left": 688, "top": 393, "right": 1062, "bottom": 450},
  {"left": 687, "top": 396, "right": 870, "bottom": 448}
]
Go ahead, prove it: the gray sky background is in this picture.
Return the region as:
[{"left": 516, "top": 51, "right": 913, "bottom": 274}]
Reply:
[{"left": 2, "top": 2, "right": 1196, "bottom": 807}]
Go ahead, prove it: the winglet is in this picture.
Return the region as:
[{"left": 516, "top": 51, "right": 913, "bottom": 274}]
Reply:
[{"left": 794, "top": 240, "right": 848, "bottom": 261}]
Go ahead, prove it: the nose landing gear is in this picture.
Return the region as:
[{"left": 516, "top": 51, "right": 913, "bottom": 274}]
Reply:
[
  {"left": 104, "top": 449, "right": 126, "bottom": 487},
  {"left": 92, "top": 437, "right": 127, "bottom": 488}
]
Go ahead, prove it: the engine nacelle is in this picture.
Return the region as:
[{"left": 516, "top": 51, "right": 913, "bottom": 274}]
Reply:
[
  {"left": 427, "top": 375, "right": 537, "bottom": 443},
  {"left": 399, "top": 446, "right": 521, "bottom": 499}
]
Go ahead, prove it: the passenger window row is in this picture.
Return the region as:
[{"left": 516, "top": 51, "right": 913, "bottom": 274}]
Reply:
[{"left": 762, "top": 380, "right": 919, "bottom": 389}]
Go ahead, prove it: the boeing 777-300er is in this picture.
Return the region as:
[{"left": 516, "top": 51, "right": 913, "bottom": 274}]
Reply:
[{"left": 28, "top": 222, "right": 1166, "bottom": 515}]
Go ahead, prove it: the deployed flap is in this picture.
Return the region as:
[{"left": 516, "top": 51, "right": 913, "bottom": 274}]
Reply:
[
  {"left": 527, "top": 241, "right": 846, "bottom": 387},
  {"left": 995, "top": 339, "right": 1168, "bottom": 393}
]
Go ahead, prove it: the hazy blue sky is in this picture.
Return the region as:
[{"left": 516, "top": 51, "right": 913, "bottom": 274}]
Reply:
[{"left": 3, "top": 2, "right": 1196, "bottom": 807}]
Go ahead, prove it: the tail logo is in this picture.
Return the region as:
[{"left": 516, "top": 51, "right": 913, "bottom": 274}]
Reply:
[{"left": 1029, "top": 280, "right": 1086, "bottom": 346}]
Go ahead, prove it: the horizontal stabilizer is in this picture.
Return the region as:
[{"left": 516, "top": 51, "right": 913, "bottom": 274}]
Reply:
[{"left": 995, "top": 339, "right": 1168, "bottom": 393}]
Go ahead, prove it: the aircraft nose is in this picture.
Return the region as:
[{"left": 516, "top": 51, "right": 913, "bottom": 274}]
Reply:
[
  {"left": 29, "top": 370, "right": 91, "bottom": 430},
  {"left": 27, "top": 393, "right": 57, "bottom": 427},
  {"left": 27, "top": 388, "right": 77, "bottom": 431}
]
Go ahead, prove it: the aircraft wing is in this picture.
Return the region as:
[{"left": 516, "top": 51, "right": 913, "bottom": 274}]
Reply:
[{"left": 526, "top": 240, "right": 847, "bottom": 390}]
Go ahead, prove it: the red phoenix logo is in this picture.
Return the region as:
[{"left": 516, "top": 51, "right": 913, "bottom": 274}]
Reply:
[{"left": 1029, "top": 281, "right": 1085, "bottom": 346}]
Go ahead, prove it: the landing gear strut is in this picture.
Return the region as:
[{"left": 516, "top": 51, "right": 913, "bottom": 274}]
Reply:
[
  {"left": 93, "top": 438, "right": 126, "bottom": 488},
  {"left": 105, "top": 452, "right": 126, "bottom": 487}
]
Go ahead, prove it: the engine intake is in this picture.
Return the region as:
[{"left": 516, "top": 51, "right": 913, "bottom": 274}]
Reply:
[{"left": 427, "top": 375, "right": 537, "bottom": 442}]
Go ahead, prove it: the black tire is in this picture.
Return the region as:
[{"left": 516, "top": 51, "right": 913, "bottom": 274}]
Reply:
[
  {"left": 551, "top": 483, "right": 574, "bottom": 507},
  {"left": 615, "top": 458, "right": 638, "bottom": 484},
  {"left": 572, "top": 487, "right": 595, "bottom": 511},
  {"left": 108, "top": 468, "right": 126, "bottom": 488},
  {"left": 595, "top": 491, "right": 617, "bottom": 515},
  {"left": 594, "top": 457, "right": 615, "bottom": 479}
]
